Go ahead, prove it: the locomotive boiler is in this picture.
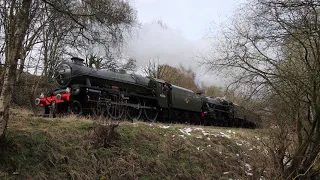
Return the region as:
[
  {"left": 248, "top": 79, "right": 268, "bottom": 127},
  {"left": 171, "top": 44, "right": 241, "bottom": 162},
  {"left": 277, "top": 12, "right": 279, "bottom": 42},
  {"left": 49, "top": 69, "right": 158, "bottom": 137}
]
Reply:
[{"left": 55, "top": 57, "right": 152, "bottom": 93}]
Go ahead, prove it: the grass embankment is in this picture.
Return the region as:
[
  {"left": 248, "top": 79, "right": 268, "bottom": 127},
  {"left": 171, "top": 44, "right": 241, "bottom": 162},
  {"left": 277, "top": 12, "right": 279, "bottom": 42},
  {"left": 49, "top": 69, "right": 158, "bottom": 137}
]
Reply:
[{"left": 0, "top": 111, "right": 268, "bottom": 180}]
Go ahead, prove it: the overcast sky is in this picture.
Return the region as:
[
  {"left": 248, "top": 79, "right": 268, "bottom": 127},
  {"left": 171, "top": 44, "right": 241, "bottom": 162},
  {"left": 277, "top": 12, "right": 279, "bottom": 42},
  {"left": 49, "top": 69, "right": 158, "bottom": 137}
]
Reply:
[
  {"left": 133, "top": 0, "right": 243, "bottom": 40},
  {"left": 124, "top": 0, "right": 245, "bottom": 87}
]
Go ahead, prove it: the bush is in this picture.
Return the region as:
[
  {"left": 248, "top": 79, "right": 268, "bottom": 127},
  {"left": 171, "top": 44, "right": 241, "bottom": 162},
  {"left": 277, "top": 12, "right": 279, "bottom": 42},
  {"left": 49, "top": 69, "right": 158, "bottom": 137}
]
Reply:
[
  {"left": 11, "top": 72, "right": 57, "bottom": 112},
  {"left": 85, "top": 122, "right": 120, "bottom": 148}
]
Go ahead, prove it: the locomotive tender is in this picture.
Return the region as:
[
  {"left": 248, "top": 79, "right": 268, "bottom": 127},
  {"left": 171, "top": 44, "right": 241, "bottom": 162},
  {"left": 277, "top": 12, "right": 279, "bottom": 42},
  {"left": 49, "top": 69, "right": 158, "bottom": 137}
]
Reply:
[{"left": 35, "top": 57, "right": 260, "bottom": 128}]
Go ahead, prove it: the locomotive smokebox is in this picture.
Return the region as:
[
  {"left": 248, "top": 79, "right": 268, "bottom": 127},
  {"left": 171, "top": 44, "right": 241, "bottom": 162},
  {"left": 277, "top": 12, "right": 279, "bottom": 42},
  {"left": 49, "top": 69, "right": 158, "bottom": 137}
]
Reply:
[
  {"left": 71, "top": 57, "right": 84, "bottom": 66},
  {"left": 54, "top": 62, "right": 72, "bottom": 87}
]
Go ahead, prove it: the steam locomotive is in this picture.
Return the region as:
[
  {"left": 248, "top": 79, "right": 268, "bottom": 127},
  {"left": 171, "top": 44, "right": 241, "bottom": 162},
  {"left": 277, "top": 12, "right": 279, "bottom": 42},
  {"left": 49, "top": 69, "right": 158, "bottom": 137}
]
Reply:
[{"left": 35, "top": 57, "right": 260, "bottom": 128}]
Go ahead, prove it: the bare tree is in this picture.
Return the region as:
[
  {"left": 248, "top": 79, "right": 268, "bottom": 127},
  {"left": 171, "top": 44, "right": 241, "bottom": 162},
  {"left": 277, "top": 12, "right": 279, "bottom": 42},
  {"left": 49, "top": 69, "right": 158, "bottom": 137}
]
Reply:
[
  {"left": 143, "top": 58, "right": 163, "bottom": 79},
  {"left": 0, "top": 0, "right": 33, "bottom": 141},
  {"left": 0, "top": 0, "right": 137, "bottom": 141},
  {"left": 143, "top": 58, "right": 199, "bottom": 91},
  {"left": 202, "top": 0, "right": 320, "bottom": 178},
  {"left": 16, "top": 0, "right": 47, "bottom": 81}
]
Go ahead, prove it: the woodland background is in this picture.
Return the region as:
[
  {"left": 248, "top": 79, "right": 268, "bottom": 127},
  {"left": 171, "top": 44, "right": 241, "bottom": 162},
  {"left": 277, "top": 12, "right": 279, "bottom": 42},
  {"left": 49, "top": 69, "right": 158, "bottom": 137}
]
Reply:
[{"left": 1, "top": 0, "right": 320, "bottom": 179}]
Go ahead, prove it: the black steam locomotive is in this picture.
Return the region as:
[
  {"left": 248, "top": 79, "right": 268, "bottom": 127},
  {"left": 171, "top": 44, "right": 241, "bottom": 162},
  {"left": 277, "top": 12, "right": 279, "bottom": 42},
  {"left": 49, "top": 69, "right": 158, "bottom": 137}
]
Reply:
[{"left": 35, "top": 57, "right": 260, "bottom": 128}]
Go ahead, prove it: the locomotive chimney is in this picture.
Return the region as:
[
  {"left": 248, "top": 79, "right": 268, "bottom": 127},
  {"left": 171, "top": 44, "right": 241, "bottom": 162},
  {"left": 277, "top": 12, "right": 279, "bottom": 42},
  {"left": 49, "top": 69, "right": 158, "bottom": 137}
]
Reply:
[{"left": 71, "top": 57, "right": 84, "bottom": 66}]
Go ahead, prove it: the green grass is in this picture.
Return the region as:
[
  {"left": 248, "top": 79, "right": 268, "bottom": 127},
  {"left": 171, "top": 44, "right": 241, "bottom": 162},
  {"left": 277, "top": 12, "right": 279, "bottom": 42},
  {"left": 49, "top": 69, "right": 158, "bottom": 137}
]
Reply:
[{"left": 0, "top": 114, "right": 268, "bottom": 180}]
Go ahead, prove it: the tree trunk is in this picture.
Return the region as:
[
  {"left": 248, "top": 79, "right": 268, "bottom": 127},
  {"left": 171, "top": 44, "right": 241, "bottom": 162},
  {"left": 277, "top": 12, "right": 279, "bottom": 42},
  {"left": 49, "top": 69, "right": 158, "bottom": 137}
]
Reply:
[
  {"left": 0, "top": 56, "right": 18, "bottom": 140},
  {"left": 0, "top": 0, "right": 32, "bottom": 141},
  {"left": 16, "top": 49, "right": 27, "bottom": 82}
]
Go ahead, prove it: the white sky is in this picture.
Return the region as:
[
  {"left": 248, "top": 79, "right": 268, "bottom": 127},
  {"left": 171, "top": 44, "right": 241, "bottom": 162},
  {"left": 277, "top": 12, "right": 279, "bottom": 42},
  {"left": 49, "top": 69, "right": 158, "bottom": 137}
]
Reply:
[
  {"left": 124, "top": 0, "right": 245, "bottom": 87},
  {"left": 133, "top": 0, "right": 243, "bottom": 40}
]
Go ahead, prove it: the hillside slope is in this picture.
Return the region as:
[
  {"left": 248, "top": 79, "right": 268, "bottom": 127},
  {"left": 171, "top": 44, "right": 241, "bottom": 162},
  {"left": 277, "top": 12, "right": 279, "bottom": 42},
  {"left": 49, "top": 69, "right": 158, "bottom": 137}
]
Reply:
[{"left": 0, "top": 111, "right": 268, "bottom": 180}]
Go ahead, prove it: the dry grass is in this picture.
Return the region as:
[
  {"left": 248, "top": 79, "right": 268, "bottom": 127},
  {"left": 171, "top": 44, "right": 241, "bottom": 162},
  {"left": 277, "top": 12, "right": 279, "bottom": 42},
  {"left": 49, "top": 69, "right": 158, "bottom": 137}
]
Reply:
[{"left": 0, "top": 111, "right": 273, "bottom": 180}]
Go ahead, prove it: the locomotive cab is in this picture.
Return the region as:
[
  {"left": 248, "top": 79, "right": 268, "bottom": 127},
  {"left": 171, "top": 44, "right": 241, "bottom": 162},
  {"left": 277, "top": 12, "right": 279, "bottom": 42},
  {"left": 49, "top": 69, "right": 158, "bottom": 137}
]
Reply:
[{"left": 151, "top": 78, "right": 171, "bottom": 108}]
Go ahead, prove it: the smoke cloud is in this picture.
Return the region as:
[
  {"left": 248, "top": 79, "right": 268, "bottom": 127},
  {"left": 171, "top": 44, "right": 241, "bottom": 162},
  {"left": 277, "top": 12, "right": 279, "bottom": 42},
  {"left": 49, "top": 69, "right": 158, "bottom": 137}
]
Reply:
[{"left": 123, "top": 22, "right": 228, "bottom": 87}]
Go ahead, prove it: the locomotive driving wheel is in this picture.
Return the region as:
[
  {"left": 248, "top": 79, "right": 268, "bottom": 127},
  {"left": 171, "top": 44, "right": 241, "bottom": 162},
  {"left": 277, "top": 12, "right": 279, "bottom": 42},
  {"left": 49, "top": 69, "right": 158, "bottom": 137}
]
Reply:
[
  {"left": 68, "top": 100, "right": 82, "bottom": 116},
  {"left": 107, "top": 94, "right": 125, "bottom": 120},
  {"left": 92, "top": 102, "right": 107, "bottom": 118},
  {"left": 143, "top": 100, "right": 158, "bottom": 122},
  {"left": 126, "top": 97, "right": 142, "bottom": 121}
]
